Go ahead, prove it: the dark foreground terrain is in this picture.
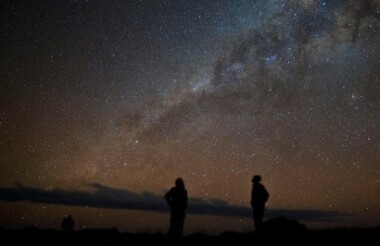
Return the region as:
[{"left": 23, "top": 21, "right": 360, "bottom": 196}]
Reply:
[
  {"left": 1, "top": 227, "right": 379, "bottom": 245},
  {"left": 1, "top": 217, "right": 378, "bottom": 245}
]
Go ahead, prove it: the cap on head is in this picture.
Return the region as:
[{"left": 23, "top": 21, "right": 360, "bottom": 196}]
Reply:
[{"left": 252, "top": 175, "right": 262, "bottom": 183}]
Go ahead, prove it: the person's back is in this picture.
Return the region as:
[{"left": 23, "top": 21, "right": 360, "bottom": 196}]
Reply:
[
  {"left": 251, "top": 175, "right": 269, "bottom": 231},
  {"left": 166, "top": 186, "right": 187, "bottom": 212},
  {"left": 165, "top": 178, "right": 188, "bottom": 236}
]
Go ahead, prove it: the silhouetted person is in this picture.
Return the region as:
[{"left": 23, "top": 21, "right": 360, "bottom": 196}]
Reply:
[
  {"left": 251, "top": 175, "right": 269, "bottom": 232},
  {"left": 61, "top": 215, "right": 75, "bottom": 232},
  {"left": 165, "top": 178, "right": 188, "bottom": 236}
]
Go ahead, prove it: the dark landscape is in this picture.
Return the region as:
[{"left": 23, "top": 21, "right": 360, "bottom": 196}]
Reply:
[
  {"left": 1, "top": 0, "right": 379, "bottom": 242},
  {"left": 1, "top": 226, "right": 378, "bottom": 245}
]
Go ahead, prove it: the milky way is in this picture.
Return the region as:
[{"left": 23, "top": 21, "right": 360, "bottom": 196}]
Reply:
[{"left": 1, "top": 0, "right": 379, "bottom": 233}]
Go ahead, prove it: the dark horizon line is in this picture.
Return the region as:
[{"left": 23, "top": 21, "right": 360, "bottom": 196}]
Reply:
[{"left": 0, "top": 183, "right": 345, "bottom": 222}]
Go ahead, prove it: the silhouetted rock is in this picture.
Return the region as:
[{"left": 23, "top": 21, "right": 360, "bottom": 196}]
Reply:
[
  {"left": 264, "top": 216, "right": 308, "bottom": 235},
  {"left": 61, "top": 215, "right": 75, "bottom": 232}
]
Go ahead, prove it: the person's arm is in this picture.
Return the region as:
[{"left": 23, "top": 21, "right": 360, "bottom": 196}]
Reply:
[
  {"left": 184, "top": 190, "right": 188, "bottom": 210},
  {"left": 263, "top": 186, "right": 269, "bottom": 203},
  {"left": 250, "top": 188, "right": 254, "bottom": 207},
  {"left": 165, "top": 189, "right": 173, "bottom": 206}
]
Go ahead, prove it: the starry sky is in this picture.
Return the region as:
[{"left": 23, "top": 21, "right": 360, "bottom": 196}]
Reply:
[{"left": 0, "top": 0, "right": 379, "bottom": 234}]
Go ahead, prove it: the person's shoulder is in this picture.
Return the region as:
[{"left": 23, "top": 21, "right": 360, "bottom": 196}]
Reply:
[
  {"left": 258, "top": 183, "right": 266, "bottom": 188},
  {"left": 167, "top": 187, "right": 176, "bottom": 193}
]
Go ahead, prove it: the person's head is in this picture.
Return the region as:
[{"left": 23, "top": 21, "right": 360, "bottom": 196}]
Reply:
[
  {"left": 252, "top": 175, "right": 262, "bottom": 184},
  {"left": 175, "top": 178, "right": 185, "bottom": 188}
]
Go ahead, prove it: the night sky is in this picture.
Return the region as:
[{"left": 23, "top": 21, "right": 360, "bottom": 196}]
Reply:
[{"left": 1, "top": 0, "right": 379, "bottom": 234}]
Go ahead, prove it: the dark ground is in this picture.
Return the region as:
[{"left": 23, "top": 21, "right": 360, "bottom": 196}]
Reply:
[
  {"left": 1, "top": 227, "right": 379, "bottom": 245},
  {"left": 1, "top": 216, "right": 378, "bottom": 245}
]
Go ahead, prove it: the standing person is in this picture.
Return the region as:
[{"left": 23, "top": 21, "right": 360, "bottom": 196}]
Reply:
[
  {"left": 165, "top": 178, "right": 188, "bottom": 236},
  {"left": 251, "top": 175, "right": 269, "bottom": 231}
]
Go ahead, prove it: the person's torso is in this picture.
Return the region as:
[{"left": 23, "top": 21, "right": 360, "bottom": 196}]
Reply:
[
  {"left": 252, "top": 184, "right": 268, "bottom": 206},
  {"left": 170, "top": 188, "right": 187, "bottom": 210}
]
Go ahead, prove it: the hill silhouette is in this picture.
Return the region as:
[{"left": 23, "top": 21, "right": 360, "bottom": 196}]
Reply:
[{"left": 0, "top": 183, "right": 343, "bottom": 222}]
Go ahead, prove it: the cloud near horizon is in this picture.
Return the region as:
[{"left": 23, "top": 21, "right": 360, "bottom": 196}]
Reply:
[{"left": 0, "top": 183, "right": 343, "bottom": 222}]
